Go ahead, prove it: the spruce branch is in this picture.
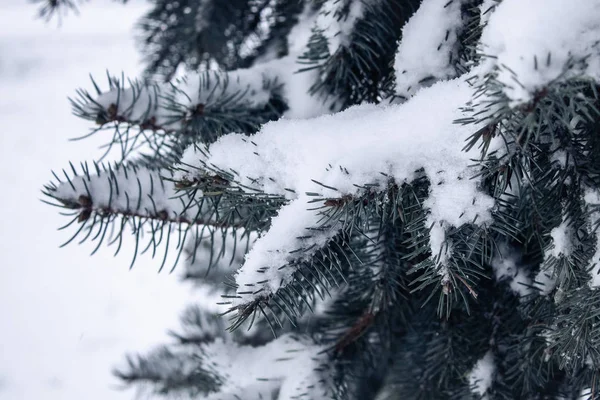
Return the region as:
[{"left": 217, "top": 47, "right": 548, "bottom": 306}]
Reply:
[
  {"left": 138, "top": 0, "right": 288, "bottom": 79},
  {"left": 32, "top": 0, "right": 78, "bottom": 20},
  {"left": 116, "top": 334, "right": 332, "bottom": 399},
  {"left": 70, "top": 70, "right": 286, "bottom": 164},
  {"left": 32, "top": 0, "right": 128, "bottom": 21},
  {"left": 42, "top": 161, "right": 280, "bottom": 271},
  {"left": 300, "top": 0, "right": 422, "bottom": 106}
]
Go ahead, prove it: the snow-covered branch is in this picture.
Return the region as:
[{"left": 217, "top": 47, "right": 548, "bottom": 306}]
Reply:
[
  {"left": 393, "top": 0, "right": 466, "bottom": 99},
  {"left": 175, "top": 77, "right": 495, "bottom": 320},
  {"left": 117, "top": 334, "right": 331, "bottom": 399}
]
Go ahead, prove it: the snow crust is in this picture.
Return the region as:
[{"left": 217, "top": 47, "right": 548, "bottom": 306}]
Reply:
[
  {"left": 394, "top": 0, "right": 463, "bottom": 98},
  {"left": 177, "top": 78, "right": 494, "bottom": 303},
  {"left": 478, "top": 0, "right": 600, "bottom": 106},
  {"left": 468, "top": 350, "right": 495, "bottom": 397}
]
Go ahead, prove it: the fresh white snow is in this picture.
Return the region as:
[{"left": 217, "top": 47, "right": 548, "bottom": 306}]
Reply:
[
  {"left": 49, "top": 165, "right": 205, "bottom": 224},
  {"left": 0, "top": 2, "right": 192, "bottom": 399},
  {"left": 478, "top": 0, "right": 600, "bottom": 107},
  {"left": 203, "top": 335, "right": 328, "bottom": 400},
  {"left": 314, "top": 0, "right": 364, "bottom": 56},
  {"left": 394, "top": 0, "right": 463, "bottom": 98},
  {"left": 549, "top": 221, "right": 574, "bottom": 259},
  {"left": 467, "top": 350, "right": 495, "bottom": 398},
  {"left": 91, "top": 69, "right": 276, "bottom": 130},
  {"left": 92, "top": 2, "right": 340, "bottom": 124},
  {"left": 176, "top": 78, "right": 494, "bottom": 304}
]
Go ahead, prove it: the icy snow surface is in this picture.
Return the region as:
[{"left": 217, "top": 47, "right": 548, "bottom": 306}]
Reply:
[
  {"left": 177, "top": 78, "right": 494, "bottom": 303},
  {"left": 0, "top": 2, "right": 191, "bottom": 399},
  {"left": 478, "top": 0, "right": 600, "bottom": 106}
]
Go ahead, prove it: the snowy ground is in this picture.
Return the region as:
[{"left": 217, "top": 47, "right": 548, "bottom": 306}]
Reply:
[{"left": 0, "top": 1, "right": 192, "bottom": 399}]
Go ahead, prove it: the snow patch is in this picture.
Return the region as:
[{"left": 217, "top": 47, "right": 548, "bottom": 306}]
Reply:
[
  {"left": 177, "top": 77, "right": 493, "bottom": 303},
  {"left": 549, "top": 221, "right": 574, "bottom": 259},
  {"left": 92, "top": 68, "right": 275, "bottom": 129},
  {"left": 534, "top": 220, "right": 574, "bottom": 296},
  {"left": 202, "top": 335, "right": 328, "bottom": 399},
  {"left": 478, "top": 0, "right": 600, "bottom": 107},
  {"left": 314, "top": 0, "right": 364, "bottom": 56},
  {"left": 492, "top": 245, "right": 532, "bottom": 297},
  {"left": 394, "top": 0, "right": 464, "bottom": 98},
  {"left": 479, "top": 0, "right": 499, "bottom": 25},
  {"left": 584, "top": 189, "right": 600, "bottom": 288},
  {"left": 51, "top": 167, "right": 200, "bottom": 222},
  {"left": 468, "top": 351, "right": 495, "bottom": 397}
]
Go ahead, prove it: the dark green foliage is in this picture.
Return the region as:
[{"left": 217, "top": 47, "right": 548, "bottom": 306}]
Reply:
[
  {"left": 41, "top": 0, "right": 600, "bottom": 399},
  {"left": 138, "top": 0, "right": 306, "bottom": 80},
  {"left": 70, "top": 71, "right": 287, "bottom": 166},
  {"left": 32, "top": 0, "right": 79, "bottom": 20},
  {"left": 299, "top": 0, "right": 422, "bottom": 107}
]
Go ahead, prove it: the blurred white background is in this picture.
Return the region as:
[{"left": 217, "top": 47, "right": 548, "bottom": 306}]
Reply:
[{"left": 0, "top": 1, "right": 192, "bottom": 398}]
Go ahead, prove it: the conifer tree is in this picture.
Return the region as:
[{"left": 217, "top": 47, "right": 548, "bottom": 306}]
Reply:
[{"left": 41, "top": 0, "right": 600, "bottom": 398}]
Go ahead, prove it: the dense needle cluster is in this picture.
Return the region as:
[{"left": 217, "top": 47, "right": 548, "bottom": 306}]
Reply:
[{"left": 41, "top": 0, "right": 600, "bottom": 398}]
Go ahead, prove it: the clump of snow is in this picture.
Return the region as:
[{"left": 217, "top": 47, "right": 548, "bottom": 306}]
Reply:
[
  {"left": 579, "top": 388, "right": 594, "bottom": 400},
  {"left": 491, "top": 245, "right": 532, "bottom": 297},
  {"left": 425, "top": 166, "right": 495, "bottom": 274},
  {"left": 194, "top": 0, "right": 212, "bottom": 32},
  {"left": 478, "top": 0, "right": 600, "bottom": 107},
  {"left": 201, "top": 334, "right": 328, "bottom": 399},
  {"left": 468, "top": 351, "right": 495, "bottom": 397},
  {"left": 121, "top": 333, "right": 328, "bottom": 399},
  {"left": 92, "top": 69, "right": 275, "bottom": 129},
  {"left": 535, "top": 219, "right": 574, "bottom": 296},
  {"left": 549, "top": 221, "right": 574, "bottom": 259},
  {"left": 286, "top": 3, "right": 317, "bottom": 55},
  {"left": 176, "top": 77, "right": 494, "bottom": 304},
  {"left": 50, "top": 165, "right": 200, "bottom": 221},
  {"left": 275, "top": 3, "right": 336, "bottom": 118},
  {"left": 551, "top": 150, "right": 569, "bottom": 169},
  {"left": 584, "top": 189, "right": 600, "bottom": 288},
  {"left": 394, "top": 0, "right": 464, "bottom": 98},
  {"left": 314, "top": 0, "right": 364, "bottom": 56},
  {"left": 274, "top": 57, "right": 336, "bottom": 119}
]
